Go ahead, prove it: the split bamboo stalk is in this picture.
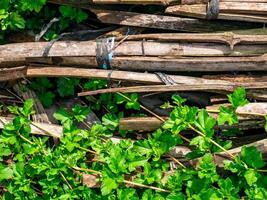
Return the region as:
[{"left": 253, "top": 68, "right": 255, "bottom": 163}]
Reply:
[
  {"left": 90, "top": 8, "right": 261, "bottom": 31},
  {"left": 77, "top": 82, "right": 267, "bottom": 96},
  {"left": 25, "top": 55, "right": 267, "bottom": 72},
  {"left": 26, "top": 66, "right": 232, "bottom": 85},
  {"left": 5, "top": 40, "right": 267, "bottom": 59},
  {"left": 166, "top": 4, "right": 267, "bottom": 23},
  {"left": 50, "top": 0, "right": 267, "bottom": 5},
  {"left": 2, "top": 33, "right": 267, "bottom": 61}
]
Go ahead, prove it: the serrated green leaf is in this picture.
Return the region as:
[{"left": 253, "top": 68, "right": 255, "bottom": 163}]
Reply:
[
  {"left": 194, "top": 109, "right": 216, "bottom": 138},
  {"left": 244, "top": 169, "right": 258, "bottom": 186},
  {"left": 217, "top": 106, "right": 238, "bottom": 125},
  {"left": 101, "top": 177, "right": 118, "bottom": 196},
  {"left": 228, "top": 87, "right": 249, "bottom": 109},
  {"left": 241, "top": 146, "right": 265, "bottom": 169},
  {"left": 0, "top": 166, "right": 13, "bottom": 181}
]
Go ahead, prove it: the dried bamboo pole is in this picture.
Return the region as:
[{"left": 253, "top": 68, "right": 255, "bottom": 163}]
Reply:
[
  {"left": 166, "top": 4, "right": 267, "bottom": 23},
  {"left": 26, "top": 66, "right": 232, "bottom": 85},
  {"left": 25, "top": 55, "right": 267, "bottom": 72},
  {"left": 50, "top": 0, "right": 267, "bottom": 5},
  {"left": 2, "top": 33, "right": 267, "bottom": 60},
  {"left": 118, "top": 33, "right": 267, "bottom": 46},
  {"left": 77, "top": 82, "right": 267, "bottom": 96},
  {"left": 5, "top": 40, "right": 267, "bottom": 60}
]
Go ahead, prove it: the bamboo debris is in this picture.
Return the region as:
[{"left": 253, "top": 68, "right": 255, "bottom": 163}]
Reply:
[{"left": 165, "top": 4, "right": 267, "bottom": 23}]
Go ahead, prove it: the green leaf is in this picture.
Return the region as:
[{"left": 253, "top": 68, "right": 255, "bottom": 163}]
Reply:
[
  {"left": 194, "top": 109, "right": 216, "bottom": 138},
  {"left": 20, "top": 0, "right": 46, "bottom": 12},
  {"left": 217, "top": 106, "right": 238, "bottom": 125},
  {"left": 197, "top": 153, "right": 219, "bottom": 183},
  {"left": 0, "top": 166, "right": 13, "bottom": 181},
  {"left": 101, "top": 177, "right": 118, "bottom": 196},
  {"left": 76, "top": 9, "right": 88, "bottom": 23},
  {"left": 172, "top": 95, "right": 186, "bottom": 106},
  {"left": 244, "top": 169, "right": 258, "bottom": 186},
  {"left": 39, "top": 92, "right": 55, "bottom": 108},
  {"left": 8, "top": 11, "right": 25, "bottom": 29},
  {"left": 228, "top": 87, "right": 249, "bottom": 109},
  {"left": 218, "top": 178, "right": 239, "bottom": 199},
  {"left": 53, "top": 108, "right": 72, "bottom": 129},
  {"left": 57, "top": 78, "right": 80, "bottom": 97},
  {"left": 22, "top": 99, "right": 34, "bottom": 117},
  {"left": 59, "top": 6, "right": 75, "bottom": 19},
  {"left": 166, "top": 192, "right": 185, "bottom": 200},
  {"left": 190, "top": 136, "right": 210, "bottom": 152},
  {"left": 72, "top": 104, "right": 90, "bottom": 122},
  {"left": 241, "top": 146, "right": 265, "bottom": 169},
  {"left": 117, "top": 188, "right": 138, "bottom": 200},
  {"left": 102, "top": 114, "right": 119, "bottom": 131},
  {"left": 126, "top": 93, "right": 140, "bottom": 110}
]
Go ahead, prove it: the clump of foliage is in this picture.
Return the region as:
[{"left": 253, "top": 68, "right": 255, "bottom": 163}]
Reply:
[
  {"left": 0, "top": 86, "right": 266, "bottom": 199},
  {"left": 0, "top": 1, "right": 88, "bottom": 43}
]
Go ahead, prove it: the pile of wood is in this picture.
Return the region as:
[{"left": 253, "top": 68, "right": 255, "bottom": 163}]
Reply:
[{"left": 1, "top": 0, "right": 267, "bottom": 170}]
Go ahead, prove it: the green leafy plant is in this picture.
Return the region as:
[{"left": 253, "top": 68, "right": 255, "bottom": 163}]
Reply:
[{"left": 0, "top": 87, "right": 266, "bottom": 199}]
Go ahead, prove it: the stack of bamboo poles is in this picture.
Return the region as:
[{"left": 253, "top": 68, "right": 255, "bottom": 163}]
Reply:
[{"left": 1, "top": 0, "right": 267, "bottom": 180}]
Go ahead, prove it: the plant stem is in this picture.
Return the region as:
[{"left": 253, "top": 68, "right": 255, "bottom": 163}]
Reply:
[
  {"left": 188, "top": 124, "right": 235, "bottom": 159},
  {"left": 168, "top": 154, "right": 186, "bottom": 169},
  {"left": 123, "top": 180, "right": 170, "bottom": 193},
  {"left": 77, "top": 146, "right": 96, "bottom": 154}
]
